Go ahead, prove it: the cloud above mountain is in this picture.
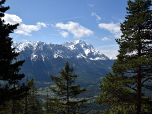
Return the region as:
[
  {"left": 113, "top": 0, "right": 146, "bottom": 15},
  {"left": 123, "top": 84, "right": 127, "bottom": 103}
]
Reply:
[
  {"left": 2, "top": 13, "right": 47, "bottom": 36},
  {"left": 59, "top": 31, "right": 69, "bottom": 38},
  {"left": 98, "top": 22, "right": 122, "bottom": 38},
  {"left": 99, "top": 49, "right": 118, "bottom": 60},
  {"left": 3, "top": 13, "right": 22, "bottom": 24},
  {"left": 55, "top": 21, "right": 93, "bottom": 38}
]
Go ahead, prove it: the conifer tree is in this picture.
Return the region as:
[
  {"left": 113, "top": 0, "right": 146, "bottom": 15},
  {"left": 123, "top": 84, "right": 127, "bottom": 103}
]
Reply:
[
  {"left": 96, "top": 0, "right": 152, "bottom": 114},
  {"left": 23, "top": 77, "right": 43, "bottom": 114},
  {"left": 0, "top": 77, "right": 43, "bottom": 114},
  {"left": 44, "top": 93, "right": 50, "bottom": 114},
  {"left": 44, "top": 93, "right": 60, "bottom": 114},
  {"left": 0, "top": 0, "right": 29, "bottom": 107},
  {"left": 47, "top": 61, "right": 90, "bottom": 114},
  {"left": 10, "top": 83, "right": 25, "bottom": 114}
]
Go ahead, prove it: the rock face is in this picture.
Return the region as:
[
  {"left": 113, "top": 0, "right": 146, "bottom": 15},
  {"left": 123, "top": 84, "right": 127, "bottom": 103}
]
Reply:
[
  {"left": 11, "top": 40, "right": 114, "bottom": 83},
  {"left": 12, "top": 40, "right": 109, "bottom": 62}
]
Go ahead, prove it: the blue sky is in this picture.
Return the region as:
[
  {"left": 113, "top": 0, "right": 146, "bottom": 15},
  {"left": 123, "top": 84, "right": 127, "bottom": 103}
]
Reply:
[{"left": 3, "top": 0, "right": 133, "bottom": 59}]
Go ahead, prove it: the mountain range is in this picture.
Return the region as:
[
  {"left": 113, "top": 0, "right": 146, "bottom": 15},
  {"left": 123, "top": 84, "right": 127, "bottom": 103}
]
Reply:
[
  {"left": 12, "top": 40, "right": 110, "bottom": 62},
  {"left": 10, "top": 40, "right": 114, "bottom": 90}
]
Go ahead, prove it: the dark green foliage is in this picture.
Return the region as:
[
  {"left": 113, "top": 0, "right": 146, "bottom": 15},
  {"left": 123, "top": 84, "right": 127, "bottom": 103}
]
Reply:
[
  {"left": 23, "top": 77, "right": 43, "bottom": 114},
  {"left": 44, "top": 94, "right": 61, "bottom": 114},
  {"left": 44, "top": 61, "right": 90, "bottom": 114},
  {"left": 96, "top": 0, "right": 152, "bottom": 114},
  {"left": 100, "top": 99, "right": 152, "bottom": 114},
  {"left": 100, "top": 104, "right": 136, "bottom": 114},
  {"left": 0, "top": 0, "right": 29, "bottom": 107},
  {"left": 0, "top": 84, "right": 23, "bottom": 114},
  {"left": 0, "top": 77, "right": 43, "bottom": 114}
]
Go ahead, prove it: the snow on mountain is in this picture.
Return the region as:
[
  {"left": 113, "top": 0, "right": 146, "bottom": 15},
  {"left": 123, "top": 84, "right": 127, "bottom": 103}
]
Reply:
[{"left": 12, "top": 40, "right": 109, "bottom": 61}]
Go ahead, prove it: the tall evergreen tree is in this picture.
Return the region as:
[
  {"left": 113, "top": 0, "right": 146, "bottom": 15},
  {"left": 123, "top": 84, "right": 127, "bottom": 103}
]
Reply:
[
  {"left": 44, "top": 93, "right": 60, "bottom": 114},
  {"left": 0, "top": 0, "right": 29, "bottom": 106},
  {"left": 23, "top": 77, "right": 43, "bottom": 114},
  {"left": 0, "top": 77, "right": 43, "bottom": 114},
  {"left": 96, "top": 0, "right": 152, "bottom": 114},
  {"left": 8, "top": 83, "right": 26, "bottom": 114},
  {"left": 47, "top": 61, "right": 90, "bottom": 114}
]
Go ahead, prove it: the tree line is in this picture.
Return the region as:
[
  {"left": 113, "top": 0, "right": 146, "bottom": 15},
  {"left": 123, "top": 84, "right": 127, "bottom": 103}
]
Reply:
[{"left": 0, "top": 0, "right": 152, "bottom": 113}]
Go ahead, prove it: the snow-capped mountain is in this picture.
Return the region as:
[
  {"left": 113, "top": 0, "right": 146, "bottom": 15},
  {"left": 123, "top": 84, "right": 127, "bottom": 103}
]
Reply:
[
  {"left": 12, "top": 40, "right": 109, "bottom": 62},
  {"left": 10, "top": 40, "right": 115, "bottom": 83}
]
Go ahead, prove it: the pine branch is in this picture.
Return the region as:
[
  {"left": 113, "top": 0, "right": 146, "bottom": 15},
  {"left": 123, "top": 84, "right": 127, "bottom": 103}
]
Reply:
[
  {"left": 125, "top": 84, "right": 137, "bottom": 92},
  {"left": 112, "top": 91, "right": 133, "bottom": 103},
  {"left": 141, "top": 77, "right": 152, "bottom": 85}
]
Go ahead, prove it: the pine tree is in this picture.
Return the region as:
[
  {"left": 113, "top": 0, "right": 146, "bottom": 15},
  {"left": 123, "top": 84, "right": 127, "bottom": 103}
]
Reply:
[
  {"left": 47, "top": 61, "right": 90, "bottom": 114},
  {"left": 10, "top": 83, "right": 25, "bottom": 114},
  {"left": 44, "top": 93, "right": 60, "bottom": 114},
  {"left": 0, "top": 77, "right": 43, "bottom": 114},
  {"left": 0, "top": 83, "right": 27, "bottom": 114},
  {"left": 23, "top": 77, "right": 43, "bottom": 114},
  {"left": 0, "top": 0, "right": 29, "bottom": 107},
  {"left": 96, "top": 0, "right": 152, "bottom": 114},
  {"left": 44, "top": 93, "right": 50, "bottom": 114}
]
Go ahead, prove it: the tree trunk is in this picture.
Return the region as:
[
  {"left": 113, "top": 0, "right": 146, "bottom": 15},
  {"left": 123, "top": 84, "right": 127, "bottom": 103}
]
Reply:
[{"left": 137, "top": 22, "right": 142, "bottom": 114}]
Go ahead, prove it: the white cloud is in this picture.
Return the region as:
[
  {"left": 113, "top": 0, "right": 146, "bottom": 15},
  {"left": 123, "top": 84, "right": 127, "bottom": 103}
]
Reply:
[
  {"left": 102, "top": 37, "right": 110, "bottom": 41},
  {"left": 2, "top": 13, "right": 47, "bottom": 36},
  {"left": 98, "top": 22, "right": 122, "bottom": 38},
  {"left": 60, "top": 31, "right": 68, "bottom": 38},
  {"left": 96, "top": 44, "right": 119, "bottom": 60},
  {"left": 92, "top": 12, "right": 101, "bottom": 21},
  {"left": 88, "top": 4, "right": 94, "bottom": 7},
  {"left": 99, "top": 49, "right": 118, "bottom": 60},
  {"left": 16, "top": 23, "right": 46, "bottom": 36},
  {"left": 2, "top": 13, "right": 22, "bottom": 24},
  {"left": 37, "top": 22, "right": 47, "bottom": 27},
  {"left": 55, "top": 21, "right": 93, "bottom": 38},
  {"left": 16, "top": 30, "right": 29, "bottom": 36},
  {"left": 99, "top": 22, "right": 120, "bottom": 33}
]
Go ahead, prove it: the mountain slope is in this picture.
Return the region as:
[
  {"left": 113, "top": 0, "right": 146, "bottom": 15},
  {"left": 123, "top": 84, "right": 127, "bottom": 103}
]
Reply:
[
  {"left": 11, "top": 40, "right": 114, "bottom": 93},
  {"left": 11, "top": 40, "right": 114, "bottom": 84},
  {"left": 12, "top": 40, "right": 109, "bottom": 62}
]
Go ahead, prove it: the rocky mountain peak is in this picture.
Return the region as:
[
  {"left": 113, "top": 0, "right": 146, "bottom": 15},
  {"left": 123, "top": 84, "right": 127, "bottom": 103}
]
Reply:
[{"left": 12, "top": 40, "right": 110, "bottom": 62}]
